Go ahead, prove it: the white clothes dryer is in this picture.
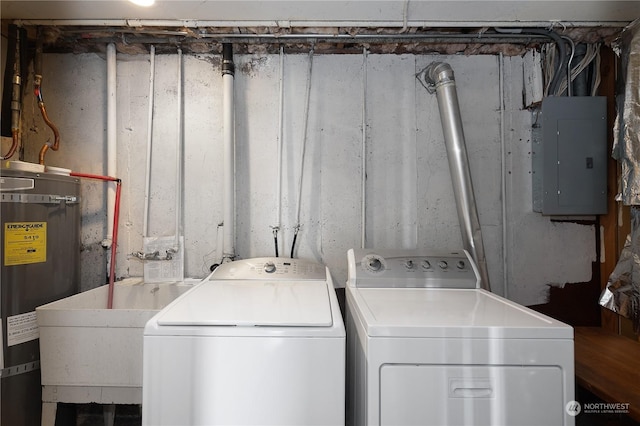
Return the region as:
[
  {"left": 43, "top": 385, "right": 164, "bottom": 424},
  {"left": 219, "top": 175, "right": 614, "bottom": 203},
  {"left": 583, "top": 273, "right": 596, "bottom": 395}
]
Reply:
[
  {"left": 345, "top": 248, "right": 575, "bottom": 426},
  {"left": 143, "top": 257, "right": 345, "bottom": 426}
]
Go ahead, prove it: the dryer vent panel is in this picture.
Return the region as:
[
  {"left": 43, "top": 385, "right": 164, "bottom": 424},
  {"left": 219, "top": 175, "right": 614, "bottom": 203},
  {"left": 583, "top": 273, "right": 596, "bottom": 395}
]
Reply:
[{"left": 532, "top": 96, "right": 607, "bottom": 215}]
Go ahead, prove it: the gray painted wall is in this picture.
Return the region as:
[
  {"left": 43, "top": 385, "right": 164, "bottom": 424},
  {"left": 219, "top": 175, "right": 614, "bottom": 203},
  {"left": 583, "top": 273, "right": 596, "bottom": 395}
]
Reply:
[{"left": 16, "top": 50, "right": 596, "bottom": 306}]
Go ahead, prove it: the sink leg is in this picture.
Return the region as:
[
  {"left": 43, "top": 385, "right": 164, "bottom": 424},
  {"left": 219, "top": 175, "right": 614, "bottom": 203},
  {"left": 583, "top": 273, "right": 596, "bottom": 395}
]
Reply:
[
  {"left": 41, "top": 402, "right": 57, "bottom": 426},
  {"left": 103, "top": 404, "right": 116, "bottom": 426}
]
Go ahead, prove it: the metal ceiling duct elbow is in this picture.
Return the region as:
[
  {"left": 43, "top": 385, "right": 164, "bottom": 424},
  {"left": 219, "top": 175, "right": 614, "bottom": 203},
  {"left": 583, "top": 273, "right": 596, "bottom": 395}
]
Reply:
[{"left": 417, "top": 61, "right": 491, "bottom": 292}]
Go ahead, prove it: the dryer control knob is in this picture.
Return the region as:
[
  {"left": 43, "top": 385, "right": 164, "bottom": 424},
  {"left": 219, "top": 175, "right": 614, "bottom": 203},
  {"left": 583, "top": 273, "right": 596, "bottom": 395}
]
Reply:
[
  {"left": 438, "top": 260, "right": 449, "bottom": 270},
  {"left": 404, "top": 260, "right": 414, "bottom": 269},
  {"left": 264, "top": 262, "right": 276, "bottom": 273},
  {"left": 368, "top": 258, "right": 383, "bottom": 271},
  {"left": 421, "top": 260, "right": 432, "bottom": 269},
  {"left": 456, "top": 260, "right": 466, "bottom": 269}
]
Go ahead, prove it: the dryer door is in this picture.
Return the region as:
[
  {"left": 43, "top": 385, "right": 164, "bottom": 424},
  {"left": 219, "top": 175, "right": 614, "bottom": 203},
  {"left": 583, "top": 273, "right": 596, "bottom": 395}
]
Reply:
[{"left": 380, "top": 364, "right": 566, "bottom": 425}]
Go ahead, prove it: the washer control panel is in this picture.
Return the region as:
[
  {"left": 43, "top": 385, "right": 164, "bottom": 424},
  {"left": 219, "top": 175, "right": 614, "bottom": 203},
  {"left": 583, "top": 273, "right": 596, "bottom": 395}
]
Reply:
[
  {"left": 212, "top": 257, "right": 326, "bottom": 280},
  {"left": 348, "top": 249, "right": 479, "bottom": 289}
]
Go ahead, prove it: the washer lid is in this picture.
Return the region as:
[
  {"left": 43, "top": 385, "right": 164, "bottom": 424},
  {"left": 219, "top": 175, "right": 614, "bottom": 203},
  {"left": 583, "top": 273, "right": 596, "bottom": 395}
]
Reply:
[
  {"left": 350, "top": 288, "right": 572, "bottom": 339},
  {"left": 155, "top": 279, "right": 333, "bottom": 327}
]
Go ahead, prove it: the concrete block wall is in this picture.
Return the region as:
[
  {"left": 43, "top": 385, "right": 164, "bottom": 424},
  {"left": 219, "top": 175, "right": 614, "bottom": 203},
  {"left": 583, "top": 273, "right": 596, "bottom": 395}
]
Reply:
[{"left": 17, "top": 50, "right": 596, "bottom": 305}]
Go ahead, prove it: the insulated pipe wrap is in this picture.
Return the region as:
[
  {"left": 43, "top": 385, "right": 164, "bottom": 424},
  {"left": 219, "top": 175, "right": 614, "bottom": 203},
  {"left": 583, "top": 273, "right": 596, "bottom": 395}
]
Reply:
[{"left": 419, "top": 62, "right": 491, "bottom": 291}]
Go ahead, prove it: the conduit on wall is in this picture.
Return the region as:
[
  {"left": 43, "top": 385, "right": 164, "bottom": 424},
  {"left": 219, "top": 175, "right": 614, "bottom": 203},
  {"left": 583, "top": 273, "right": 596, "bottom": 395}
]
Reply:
[
  {"left": 361, "top": 47, "right": 368, "bottom": 249},
  {"left": 174, "top": 47, "right": 183, "bottom": 254},
  {"left": 272, "top": 45, "right": 285, "bottom": 257},
  {"left": 417, "top": 62, "right": 491, "bottom": 291},
  {"left": 143, "top": 45, "right": 155, "bottom": 239},
  {"left": 291, "top": 47, "right": 315, "bottom": 259},
  {"left": 499, "top": 52, "right": 509, "bottom": 299}
]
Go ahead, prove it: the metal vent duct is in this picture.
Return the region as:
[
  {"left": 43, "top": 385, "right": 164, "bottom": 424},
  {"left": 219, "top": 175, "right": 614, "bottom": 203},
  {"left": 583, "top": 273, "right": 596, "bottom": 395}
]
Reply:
[{"left": 417, "top": 62, "right": 491, "bottom": 291}]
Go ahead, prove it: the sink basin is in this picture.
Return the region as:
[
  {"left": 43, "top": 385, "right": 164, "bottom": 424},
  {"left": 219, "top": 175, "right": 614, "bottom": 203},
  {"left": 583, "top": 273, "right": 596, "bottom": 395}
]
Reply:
[{"left": 37, "top": 279, "right": 192, "bottom": 404}]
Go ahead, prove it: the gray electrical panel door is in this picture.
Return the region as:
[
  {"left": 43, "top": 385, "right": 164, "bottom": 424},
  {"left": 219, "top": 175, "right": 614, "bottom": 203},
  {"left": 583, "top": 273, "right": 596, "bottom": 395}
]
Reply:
[{"left": 533, "top": 96, "right": 607, "bottom": 215}]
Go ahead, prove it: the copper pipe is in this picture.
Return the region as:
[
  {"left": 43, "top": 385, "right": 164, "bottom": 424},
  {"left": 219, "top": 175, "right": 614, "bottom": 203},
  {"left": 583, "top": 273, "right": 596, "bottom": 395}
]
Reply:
[
  {"left": 35, "top": 27, "right": 61, "bottom": 166},
  {"left": 37, "top": 101, "right": 61, "bottom": 165},
  {"left": 1, "top": 130, "right": 19, "bottom": 160}
]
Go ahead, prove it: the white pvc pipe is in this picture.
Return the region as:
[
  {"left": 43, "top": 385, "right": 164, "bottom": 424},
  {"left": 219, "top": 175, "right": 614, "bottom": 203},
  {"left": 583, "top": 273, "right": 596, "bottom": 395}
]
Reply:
[
  {"left": 222, "top": 46, "right": 235, "bottom": 261},
  {"left": 143, "top": 45, "right": 155, "bottom": 238},
  {"left": 174, "top": 48, "right": 183, "bottom": 251},
  {"left": 361, "top": 48, "right": 368, "bottom": 249},
  {"left": 275, "top": 46, "right": 284, "bottom": 233},
  {"left": 105, "top": 43, "right": 117, "bottom": 247},
  {"left": 499, "top": 53, "right": 508, "bottom": 299}
]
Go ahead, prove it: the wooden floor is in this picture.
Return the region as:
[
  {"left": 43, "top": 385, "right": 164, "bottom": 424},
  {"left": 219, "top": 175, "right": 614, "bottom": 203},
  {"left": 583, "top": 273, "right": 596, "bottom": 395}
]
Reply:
[
  {"left": 575, "top": 327, "right": 640, "bottom": 423},
  {"left": 576, "top": 385, "right": 640, "bottom": 426}
]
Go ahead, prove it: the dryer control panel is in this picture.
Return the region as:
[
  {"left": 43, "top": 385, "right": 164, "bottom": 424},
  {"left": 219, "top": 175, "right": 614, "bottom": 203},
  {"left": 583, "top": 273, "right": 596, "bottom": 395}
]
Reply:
[
  {"left": 347, "top": 249, "right": 480, "bottom": 289},
  {"left": 212, "top": 257, "right": 327, "bottom": 280}
]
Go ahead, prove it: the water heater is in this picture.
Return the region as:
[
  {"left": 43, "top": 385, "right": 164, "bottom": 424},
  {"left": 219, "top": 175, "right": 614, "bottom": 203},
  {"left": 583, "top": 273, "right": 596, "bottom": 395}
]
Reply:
[{"left": 0, "top": 167, "right": 80, "bottom": 425}]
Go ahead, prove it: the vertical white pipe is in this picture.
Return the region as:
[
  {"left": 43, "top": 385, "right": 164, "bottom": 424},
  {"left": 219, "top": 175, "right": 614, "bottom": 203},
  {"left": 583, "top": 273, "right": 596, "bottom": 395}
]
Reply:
[
  {"left": 222, "top": 44, "right": 235, "bottom": 261},
  {"left": 499, "top": 53, "right": 508, "bottom": 299},
  {"left": 275, "top": 46, "right": 284, "bottom": 232},
  {"left": 105, "top": 43, "right": 117, "bottom": 246},
  {"left": 175, "top": 48, "right": 183, "bottom": 251},
  {"left": 143, "top": 45, "right": 155, "bottom": 239},
  {"left": 361, "top": 48, "right": 368, "bottom": 249}
]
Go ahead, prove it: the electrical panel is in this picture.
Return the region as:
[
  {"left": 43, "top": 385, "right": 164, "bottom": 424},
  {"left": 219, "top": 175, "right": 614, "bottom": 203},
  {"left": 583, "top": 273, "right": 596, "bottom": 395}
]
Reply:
[{"left": 532, "top": 96, "right": 607, "bottom": 215}]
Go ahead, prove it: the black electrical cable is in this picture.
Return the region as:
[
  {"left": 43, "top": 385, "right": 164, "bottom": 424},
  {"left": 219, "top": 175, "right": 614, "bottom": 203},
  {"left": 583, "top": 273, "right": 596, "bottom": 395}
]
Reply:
[
  {"left": 273, "top": 228, "right": 279, "bottom": 257},
  {"left": 290, "top": 228, "right": 299, "bottom": 259}
]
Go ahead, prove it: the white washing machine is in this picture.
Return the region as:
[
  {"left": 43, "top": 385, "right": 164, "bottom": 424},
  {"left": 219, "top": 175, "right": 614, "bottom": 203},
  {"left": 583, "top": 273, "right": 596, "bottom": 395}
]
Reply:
[
  {"left": 143, "top": 257, "right": 345, "bottom": 425},
  {"left": 346, "top": 248, "right": 575, "bottom": 426}
]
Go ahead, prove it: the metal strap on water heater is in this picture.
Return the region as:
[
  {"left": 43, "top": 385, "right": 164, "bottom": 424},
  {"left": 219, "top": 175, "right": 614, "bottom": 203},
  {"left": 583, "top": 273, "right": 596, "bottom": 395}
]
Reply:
[
  {"left": 0, "top": 360, "right": 40, "bottom": 379},
  {"left": 1, "top": 193, "right": 79, "bottom": 204}
]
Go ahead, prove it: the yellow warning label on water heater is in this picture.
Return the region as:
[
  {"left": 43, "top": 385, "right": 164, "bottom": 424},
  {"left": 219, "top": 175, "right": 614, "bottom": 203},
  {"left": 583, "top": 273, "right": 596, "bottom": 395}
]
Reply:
[{"left": 4, "top": 222, "right": 47, "bottom": 266}]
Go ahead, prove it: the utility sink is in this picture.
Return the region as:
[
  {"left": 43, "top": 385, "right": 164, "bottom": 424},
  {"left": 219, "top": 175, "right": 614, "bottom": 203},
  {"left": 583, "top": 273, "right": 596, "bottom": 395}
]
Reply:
[{"left": 36, "top": 279, "right": 192, "bottom": 405}]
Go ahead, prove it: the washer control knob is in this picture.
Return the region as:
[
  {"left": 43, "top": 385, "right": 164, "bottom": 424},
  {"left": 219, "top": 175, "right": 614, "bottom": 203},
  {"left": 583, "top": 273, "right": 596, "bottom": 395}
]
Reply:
[
  {"left": 368, "top": 258, "right": 383, "bottom": 271},
  {"left": 421, "top": 260, "right": 432, "bottom": 269},
  {"left": 456, "top": 260, "right": 466, "bottom": 270},
  {"left": 264, "top": 262, "right": 276, "bottom": 273},
  {"left": 404, "top": 260, "right": 414, "bottom": 269},
  {"left": 438, "top": 260, "right": 449, "bottom": 270}
]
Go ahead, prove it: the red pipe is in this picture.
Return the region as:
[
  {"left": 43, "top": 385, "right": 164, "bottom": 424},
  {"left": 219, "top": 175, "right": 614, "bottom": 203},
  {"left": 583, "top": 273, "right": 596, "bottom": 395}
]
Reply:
[
  {"left": 70, "top": 172, "right": 118, "bottom": 182},
  {"left": 70, "top": 172, "right": 121, "bottom": 309}
]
